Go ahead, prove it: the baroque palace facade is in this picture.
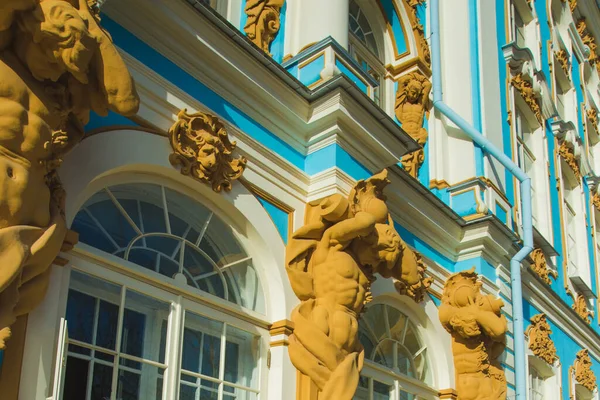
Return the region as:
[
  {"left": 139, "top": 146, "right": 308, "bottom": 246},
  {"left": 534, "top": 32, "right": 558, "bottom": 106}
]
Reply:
[{"left": 2, "top": 0, "right": 600, "bottom": 399}]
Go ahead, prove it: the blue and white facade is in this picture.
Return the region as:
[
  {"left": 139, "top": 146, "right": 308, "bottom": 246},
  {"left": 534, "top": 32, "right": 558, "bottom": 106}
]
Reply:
[{"left": 9, "top": 0, "right": 600, "bottom": 399}]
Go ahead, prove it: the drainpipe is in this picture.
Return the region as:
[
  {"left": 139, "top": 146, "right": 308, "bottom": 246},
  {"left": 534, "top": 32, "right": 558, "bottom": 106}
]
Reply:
[{"left": 430, "top": 0, "right": 532, "bottom": 398}]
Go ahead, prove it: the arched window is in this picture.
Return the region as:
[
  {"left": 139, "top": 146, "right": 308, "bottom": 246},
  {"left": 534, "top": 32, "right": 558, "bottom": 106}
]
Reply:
[
  {"left": 348, "top": 0, "right": 384, "bottom": 105},
  {"left": 72, "top": 183, "right": 264, "bottom": 313},
  {"left": 355, "top": 303, "right": 434, "bottom": 399},
  {"left": 61, "top": 183, "right": 268, "bottom": 400}
]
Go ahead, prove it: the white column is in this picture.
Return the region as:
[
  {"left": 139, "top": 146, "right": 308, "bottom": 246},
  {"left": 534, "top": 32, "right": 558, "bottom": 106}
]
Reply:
[
  {"left": 286, "top": 0, "right": 349, "bottom": 56},
  {"left": 19, "top": 264, "right": 70, "bottom": 400}
]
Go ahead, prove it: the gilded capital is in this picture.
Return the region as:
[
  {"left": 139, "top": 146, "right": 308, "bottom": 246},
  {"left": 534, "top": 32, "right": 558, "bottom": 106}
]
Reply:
[
  {"left": 439, "top": 268, "right": 507, "bottom": 400},
  {"left": 526, "top": 314, "right": 558, "bottom": 365},
  {"left": 396, "top": 72, "right": 432, "bottom": 178},
  {"left": 168, "top": 109, "right": 247, "bottom": 193},
  {"left": 244, "top": 0, "right": 285, "bottom": 55},
  {"left": 0, "top": 0, "right": 139, "bottom": 349},
  {"left": 285, "top": 170, "right": 422, "bottom": 399},
  {"left": 530, "top": 248, "right": 557, "bottom": 285}
]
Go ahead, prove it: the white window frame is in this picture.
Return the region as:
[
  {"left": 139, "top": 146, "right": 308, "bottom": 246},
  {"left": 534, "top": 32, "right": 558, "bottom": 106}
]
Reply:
[
  {"left": 54, "top": 250, "right": 270, "bottom": 400},
  {"left": 525, "top": 352, "right": 561, "bottom": 400}
]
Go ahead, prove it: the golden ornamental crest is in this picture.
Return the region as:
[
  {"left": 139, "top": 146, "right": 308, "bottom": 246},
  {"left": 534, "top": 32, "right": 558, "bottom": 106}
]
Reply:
[
  {"left": 572, "top": 349, "right": 597, "bottom": 393},
  {"left": 526, "top": 314, "right": 558, "bottom": 365},
  {"left": 529, "top": 248, "right": 557, "bottom": 285},
  {"left": 168, "top": 109, "right": 247, "bottom": 192}
]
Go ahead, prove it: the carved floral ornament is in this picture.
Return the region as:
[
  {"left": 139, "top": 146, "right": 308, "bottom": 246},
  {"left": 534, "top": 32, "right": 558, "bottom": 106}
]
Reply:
[
  {"left": 572, "top": 293, "right": 594, "bottom": 324},
  {"left": 587, "top": 107, "right": 599, "bottom": 136},
  {"left": 561, "top": 0, "right": 578, "bottom": 12},
  {"left": 0, "top": 0, "right": 139, "bottom": 349},
  {"left": 526, "top": 314, "right": 558, "bottom": 365},
  {"left": 576, "top": 19, "right": 600, "bottom": 75},
  {"left": 244, "top": 0, "right": 285, "bottom": 55},
  {"left": 168, "top": 109, "right": 247, "bottom": 193},
  {"left": 572, "top": 349, "right": 597, "bottom": 394},
  {"left": 285, "top": 170, "right": 424, "bottom": 400},
  {"left": 511, "top": 73, "right": 543, "bottom": 125},
  {"left": 529, "top": 248, "right": 557, "bottom": 285},
  {"left": 439, "top": 268, "right": 508, "bottom": 400},
  {"left": 558, "top": 130, "right": 582, "bottom": 181}
]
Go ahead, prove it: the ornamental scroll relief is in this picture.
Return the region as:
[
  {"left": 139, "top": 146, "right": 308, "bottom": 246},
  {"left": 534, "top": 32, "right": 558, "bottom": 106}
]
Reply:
[
  {"left": 572, "top": 293, "right": 593, "bottom": 325},
  {"left": 285, "top": 170, "right": 422, "bottom": 400},
  {"left": 396, "top": 72, "right": 431, "bottom": 178},
  {"left": 168, "top": 109, "right": 247, "bottom": 193},
  {"left": 526, "top": 314, "right": 558, "bottom": 366},
  {"left": 559, "top": 140, "right": 582, "bottom": 180},
  {"left": 244, "top": 0, "right": 285, "bottom": 55},
  {"left": 530, "top": 248, "right": 557, "bottom": 285},
  {"left": 0, "top": 0, "right": 139, "bottom": 349},
  {"left": 571, "top": 349, "right": 597, "bottom": 395},
  {"left": 439, "top": 268, "right": 508, "bottom": 400}
]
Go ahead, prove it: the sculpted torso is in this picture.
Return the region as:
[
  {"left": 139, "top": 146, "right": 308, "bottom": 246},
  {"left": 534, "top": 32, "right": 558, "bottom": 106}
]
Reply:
[{"left": 0, "top": 53, "right": 58, "bottom": 228}]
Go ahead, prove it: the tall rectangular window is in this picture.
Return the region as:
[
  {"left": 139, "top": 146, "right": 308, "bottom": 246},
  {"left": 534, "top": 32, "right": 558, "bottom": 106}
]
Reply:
[{"left": 516, "top": 110, "right": 538, "bottom": 225}]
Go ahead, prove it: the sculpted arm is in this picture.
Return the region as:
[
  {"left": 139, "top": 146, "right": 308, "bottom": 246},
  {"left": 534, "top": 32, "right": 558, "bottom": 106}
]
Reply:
[
  {"left": 322, "top": 211, "right": 376, "bottom": 247},
  {"left": 476, "top": 311, "right": 507, "bottom": 342}
]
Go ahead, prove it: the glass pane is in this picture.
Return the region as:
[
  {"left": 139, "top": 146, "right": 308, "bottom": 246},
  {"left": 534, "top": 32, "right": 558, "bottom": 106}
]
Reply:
[
  {"left": 224, "top": 325, "right": 260, "bottom": 389},
  {"left": 182, "top": 312, "right": 224, "bottom": 379},
  {"left": 224, "top": 261, "right": 264, "bottom": 313},
  {"left": 353, "top": 376, "right": 370, "bottom": 400},
  {"left": 373, "top": 380, "right": 393, "bottom": 400},
  {"left": 200, "top": 215, "right": 246, "bottom": 264},
  {"left": 63, "top": 356, "right": 89, "bottom": 400},
  {"left": 121, "top": 290, "right": 170, "bottom": 362},
  {"left": 399, "top": 390, "right": 416, "bottom": 400},
  {"left": 92, "top": 361, "right": 114, "bottom": 400},
  {"left": 67, "top": 271, "right": 122, "bottom": 346},
  {"left": 86, "top": 189, "right": 138, "bottom": 248},
  {"left": 180, "top": 380, "right": 219, "bottom": 400},
  {"left": 223, "top": 387, "right": 258, "bottom": 400},
  {"left": 373, "top": 339, "right": 395, "bottom": 369},
  {"left": 118, "top": 360, "right": 165, "bottom": 400}
]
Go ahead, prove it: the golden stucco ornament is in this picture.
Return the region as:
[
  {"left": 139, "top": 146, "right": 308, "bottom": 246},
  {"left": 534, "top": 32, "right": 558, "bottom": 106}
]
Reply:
[
  {"left": 168, "top": 109, "right": 247, "bottom": 193},
  {"left": 396, "top": 72, "right": 431, "bottom": 178},
  {"left": 244, "top": 0, "right": 285, "bottom": 55},
  {"left": 394, "top": 250, "right": 433, "bottom": 302},
  {"left": 572, "top": 349, "right": 597, "bottom": 394},
  {"left": 529, "top": 248, "right": 557, "bottom": 285},
  {"left": 511, "top": 73, "right": 543, "bottom": 125},
  {"left": 526, "top": 314, "right": 558, "bottom": 365},
  {"left": 572, "top": 293, "right": 593, "bottom": 324},
  {"left": 439, "top": 268, "right": 508, "bottom": 400},
  {"left": 0, "top": 0, "right": 139, "bottom": 349},
  {"left": 559, "top": 140, "right": 582, "bottom": 180},
  {"left": 554, "top": 49, "right": 570, "bottom": 77},
  {"left": 285, "top": 170, "right": 421, "bottom": 400}
]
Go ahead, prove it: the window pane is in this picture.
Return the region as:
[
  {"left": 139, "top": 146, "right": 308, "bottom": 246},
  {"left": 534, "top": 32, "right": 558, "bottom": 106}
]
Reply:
[
  {"left": 118, "top": 360, "right": 165, "bottom": 400},
  {"left": 223, "top": 387, "right": 258, "bottom": 400},
  {"left": 182, "top": 312, "right": 224, "bottom": 379},
  {"left": 92, "top": 362, "right": 114, "bottom": 400},
  {"left": 121, "top": 290, "right": 170, "bottom": 362},
  {"left": 63, "top": 356, "right": 89, "bottom": 400},
  {"left": 224, "top": 325, "right": 260, "bottom": 389},
  {"left": 373, "top": 380, "right": 393, "bottom": 400}
]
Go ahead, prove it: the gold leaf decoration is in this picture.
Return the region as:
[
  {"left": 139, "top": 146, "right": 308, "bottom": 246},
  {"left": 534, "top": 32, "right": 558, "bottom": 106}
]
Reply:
[
  {"left": 530, "top": 248, "right": 558, "bottom": 285},
  {"left": 587, "top": 108, "right": 599, "bottom": 136},
  {"left": 394, "top": 250, "right": 433, "bottom": 303},
  {"left": 572, "top": 293, "right": 593, "bottom": 324},
  {"left": 244, "top": 0, "right": 285, "bottom": 55},
  {"left": 406, "top": 0, "right": 430, "bottom": 67},
  {"left": 593, "top": 192, "right": 600, "bottom": 212},
  {"left": 526, "top": 314, "right": 558, "bottom": 365},
  {"left": 168, "top": 109, "right": 247, "bottom": 192},
  {"left": 511, "top": 74, "right": 543, "bottom": 125},
  {"left": 577, "top": 19, "right": 599, "bottom": 73}
]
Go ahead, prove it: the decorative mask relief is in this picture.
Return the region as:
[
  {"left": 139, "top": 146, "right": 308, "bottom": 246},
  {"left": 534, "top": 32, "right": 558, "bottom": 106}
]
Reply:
[
  {"left": 395, "top": 72, "right": 431, "bottom": 178},
  {"left": 439, "top": 268, "right": 508, "bottom": 400},
  {"left": 244, "top": 0, "right": 285, "bottom": 55},
  {"left": 572, "top": 350, "right": 597, "bottom": 394},
  {"left": 285, "top": 170, "right": 422, "bottom": 400},
  {"left": 511, "top": 74, "right": 543, "bottom": 125},
  {"left": 529, "top": 248, "right": 557, "bottom": 285},
  {"left": 168, "top": 109, "right": 247, "bottom": 193},
  {"left": 0, "top": 0, "right": 139, "bottom": 349},
  {"left": 572, "top": 293, "right": 593, "bottom": 325},
  {"left": 526, "top": 314, "right": 558, "bottom": 365}
]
